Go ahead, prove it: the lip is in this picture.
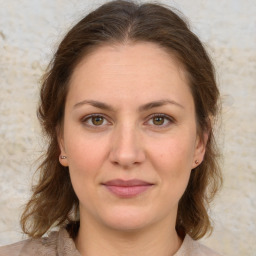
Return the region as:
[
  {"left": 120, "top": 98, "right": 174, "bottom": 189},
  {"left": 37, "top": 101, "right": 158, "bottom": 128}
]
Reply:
[{"left": 102, "top": 179, "right": 154, "bottom": 198}]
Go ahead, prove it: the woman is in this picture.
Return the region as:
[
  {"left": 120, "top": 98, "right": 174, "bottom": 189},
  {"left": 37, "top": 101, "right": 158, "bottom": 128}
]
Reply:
[{"left": 0, "top": 0, "right": 223, "bottom": 255}]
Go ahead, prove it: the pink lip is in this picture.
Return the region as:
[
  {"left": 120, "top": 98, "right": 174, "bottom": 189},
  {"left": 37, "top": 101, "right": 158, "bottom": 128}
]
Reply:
[{"left": 103, "top": 179, "right": 153, "bottom": 198}]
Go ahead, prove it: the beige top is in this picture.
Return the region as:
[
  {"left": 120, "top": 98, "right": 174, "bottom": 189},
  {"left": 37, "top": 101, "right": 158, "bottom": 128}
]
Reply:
[{"left": 0, "top": 228, "right": 222, "bottom": 256}]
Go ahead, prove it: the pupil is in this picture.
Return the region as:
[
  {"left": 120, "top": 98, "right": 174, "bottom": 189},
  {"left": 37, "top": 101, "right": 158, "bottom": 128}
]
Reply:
[
  {"left": 153, "top": 117, "right": 164, "bottom": 125},
  {"left": 92, "top": 116, "right": 103, "bottom": 125}
]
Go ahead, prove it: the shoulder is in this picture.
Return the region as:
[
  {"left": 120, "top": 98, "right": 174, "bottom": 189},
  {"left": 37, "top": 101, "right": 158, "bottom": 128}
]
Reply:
[
  {"left": 175, "top": 235, "right": 223, "bottom": 256},
  {"left": 0, "top": 240, "right": 27, "bottom": 256},
  {"left": 0, "top": 230, "right": 61, "bottom": 256}
]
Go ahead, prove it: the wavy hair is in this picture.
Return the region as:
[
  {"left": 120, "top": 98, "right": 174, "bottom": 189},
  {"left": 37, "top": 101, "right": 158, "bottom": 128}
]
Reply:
[{"left": 21, "top": 0, "right": 222, "bottom": 240}]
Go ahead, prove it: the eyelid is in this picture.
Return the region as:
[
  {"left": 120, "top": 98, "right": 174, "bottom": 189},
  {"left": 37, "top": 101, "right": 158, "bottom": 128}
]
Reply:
[
  {"left": 81, "top": 113, "right": 175, "bottom": 129},
  {"left": 81, "top": 113, "right": 112, "bottom": 127},
  {"left": 145, "top": 113, "right": 175, "bottom": 127}
]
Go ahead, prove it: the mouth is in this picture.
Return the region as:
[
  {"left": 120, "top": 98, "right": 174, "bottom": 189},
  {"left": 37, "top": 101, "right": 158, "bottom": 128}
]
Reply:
[{"left": 102, "top": 179, "right": 154, "bottom": 198}]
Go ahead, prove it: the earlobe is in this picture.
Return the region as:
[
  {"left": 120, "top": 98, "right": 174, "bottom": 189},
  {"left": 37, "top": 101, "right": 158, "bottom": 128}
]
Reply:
[
  {"left": 56, "top": 126, "right": 69, "bottom": 167},
  {"left": 58, "top": 140, "right": 69, "bottom": 167},
  {"left": 59, "top": 154, "right": 69, "bottom": 167},
  {"left": 192, "top": 131, "right": 209, "bottom": 169}
]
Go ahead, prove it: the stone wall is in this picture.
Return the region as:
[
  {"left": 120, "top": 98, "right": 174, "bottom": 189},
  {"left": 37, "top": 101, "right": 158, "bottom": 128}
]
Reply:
[{"left": 0, "top": 1, "right": 255, "bottom": 255}]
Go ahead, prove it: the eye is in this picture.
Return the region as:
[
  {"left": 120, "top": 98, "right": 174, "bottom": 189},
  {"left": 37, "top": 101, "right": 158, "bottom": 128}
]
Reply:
[
  {"left": 146, "top": 114, "right": 174, "bottom": 127},
  {"left": 152, "top": 116, "right": 165, "bottom": 125},
  {"left": 82, "top": 114, "right": 110, "bottom": 127}
]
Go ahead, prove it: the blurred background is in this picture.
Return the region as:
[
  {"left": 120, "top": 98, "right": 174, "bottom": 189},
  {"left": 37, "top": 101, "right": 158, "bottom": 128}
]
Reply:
[{"left": 0, "top": 0, "right": 255, "bottom": 255}]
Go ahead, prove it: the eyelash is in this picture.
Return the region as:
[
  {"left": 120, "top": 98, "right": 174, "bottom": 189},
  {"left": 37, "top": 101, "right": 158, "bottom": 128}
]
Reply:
[
  {"left": 146, "top": 113, "right": 175, "bottom": 128},
  {"left": 81, "top": 113, "right": 175, "bottom": 129},
  {"left": 81, "top": 114, "right": 111, "bottom": 127}
]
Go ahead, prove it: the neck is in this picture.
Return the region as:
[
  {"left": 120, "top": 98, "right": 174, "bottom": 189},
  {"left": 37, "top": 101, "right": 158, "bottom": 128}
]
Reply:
[{"left": 75, "top": 215, "right": 182, "bottom": 256}]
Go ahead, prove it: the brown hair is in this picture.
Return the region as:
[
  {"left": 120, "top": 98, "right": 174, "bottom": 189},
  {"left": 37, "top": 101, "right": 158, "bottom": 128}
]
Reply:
[{"left": 21, "top": 0, "right": 222, "bottom": 240}]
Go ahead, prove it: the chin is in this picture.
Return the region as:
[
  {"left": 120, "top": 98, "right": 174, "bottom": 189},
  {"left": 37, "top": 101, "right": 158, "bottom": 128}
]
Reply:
[{"left": 98, "top": 206, "right": 156, "bottom": 232}]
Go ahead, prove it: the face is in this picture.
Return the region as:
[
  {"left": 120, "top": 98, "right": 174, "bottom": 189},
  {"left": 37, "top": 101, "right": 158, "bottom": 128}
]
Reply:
[{"left": 58, "top": 42, "right": 207, "bottom": 232}]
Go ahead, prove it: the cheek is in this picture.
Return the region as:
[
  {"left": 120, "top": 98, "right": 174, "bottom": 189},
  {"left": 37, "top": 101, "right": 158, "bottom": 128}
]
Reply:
[
  {"left": 64, "top": 127, "right": 110, "bottom": 176},
  {"left": 64, "top": 134, "right": 110, "bottom": 204},
  {"left": 147, "top": 133, "right": 195, "bottom": 193},
  {"left": 150, "top": 135, "right": 195, "bottom": 171}
]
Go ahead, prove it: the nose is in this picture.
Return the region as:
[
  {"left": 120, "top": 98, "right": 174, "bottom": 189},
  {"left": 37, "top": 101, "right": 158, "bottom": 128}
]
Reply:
[{"left": 109, "top": 123, "right": 146, "bottom": 169}]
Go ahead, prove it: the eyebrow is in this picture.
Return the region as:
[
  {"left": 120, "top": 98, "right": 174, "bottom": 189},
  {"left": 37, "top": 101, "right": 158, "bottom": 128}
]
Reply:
[
  {"left": 138, "top": 99, "right": 184, "bottom": 111},
  {"left": 73, "top": 99, "right": 184, "bottom": 111},
  {"left": 73, "top": 100, "right": 115, "bottom": 111}
]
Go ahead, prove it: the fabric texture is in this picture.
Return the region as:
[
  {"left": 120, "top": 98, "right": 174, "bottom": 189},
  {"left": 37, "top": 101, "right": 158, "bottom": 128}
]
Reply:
[{"left": 0, "top": 228, "right": 222, "bottom": 256}]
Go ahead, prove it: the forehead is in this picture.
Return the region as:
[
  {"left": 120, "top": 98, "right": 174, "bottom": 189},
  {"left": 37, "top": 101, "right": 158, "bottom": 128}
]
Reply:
[
  {"left": 67, "top": 42, "right": 193, "bottom": 109},
  {"left": 72, "top": 41, "right": 186, "bottom": 81}
]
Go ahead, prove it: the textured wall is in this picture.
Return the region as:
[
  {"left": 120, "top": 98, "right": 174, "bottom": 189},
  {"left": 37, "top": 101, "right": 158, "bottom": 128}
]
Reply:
[{"left": 0, "top": 0, "right": 255, "bottom": 255}]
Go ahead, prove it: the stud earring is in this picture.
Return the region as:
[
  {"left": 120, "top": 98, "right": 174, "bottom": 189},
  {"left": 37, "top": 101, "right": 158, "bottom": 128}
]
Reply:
[
  {"left": 195, "top": 160, "right": 199, "bottom": 164},
  {"left": 60, "top": 155, "right": 67, "bottom": 159}
]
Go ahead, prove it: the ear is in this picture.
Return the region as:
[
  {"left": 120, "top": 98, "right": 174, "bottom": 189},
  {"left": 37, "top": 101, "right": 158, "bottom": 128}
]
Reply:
[
  {"left": 56, "top": 125, "right": 69, "bottom": 167},
  {"left": 192, "top": 130, "right": 209, "bottom": 169}
]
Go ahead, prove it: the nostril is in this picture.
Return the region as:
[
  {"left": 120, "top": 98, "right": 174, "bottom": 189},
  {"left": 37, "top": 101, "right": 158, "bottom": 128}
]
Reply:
[{"left": 112, "top": 161, "right": 119, "bottom": 166}]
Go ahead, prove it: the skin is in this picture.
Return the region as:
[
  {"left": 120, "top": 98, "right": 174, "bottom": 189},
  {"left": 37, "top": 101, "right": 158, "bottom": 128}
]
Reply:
[{"left": 58, "top": 42, "right": 207, "bottom": 256}]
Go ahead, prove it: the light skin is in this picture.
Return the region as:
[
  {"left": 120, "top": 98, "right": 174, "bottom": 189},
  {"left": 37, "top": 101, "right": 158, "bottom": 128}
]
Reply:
[{"left": 58, "top": 42, "right": 207, "bottom": 256}]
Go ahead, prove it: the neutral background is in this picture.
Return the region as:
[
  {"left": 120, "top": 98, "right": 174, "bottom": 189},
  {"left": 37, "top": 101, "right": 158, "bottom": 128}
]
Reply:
[{"left": 0, "top": 0, "right": 255, "bottom": 255}]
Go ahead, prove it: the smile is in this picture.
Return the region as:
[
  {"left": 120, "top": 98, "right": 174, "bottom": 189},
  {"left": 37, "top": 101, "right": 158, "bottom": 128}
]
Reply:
[{"left": 102, "top": 179, "right": 154, "bottom": 198}]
